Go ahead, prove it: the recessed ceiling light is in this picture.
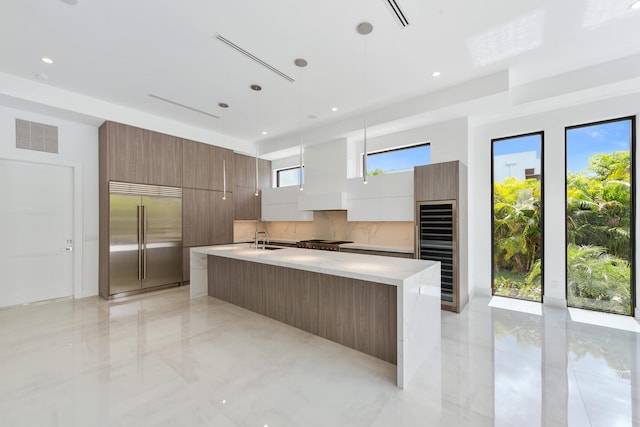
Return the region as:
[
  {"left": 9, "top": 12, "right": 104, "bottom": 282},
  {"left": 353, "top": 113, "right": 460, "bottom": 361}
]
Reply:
[
  {"left": 432, "top": 71, "right": 441, "bottom": 77},
  {"left": 35, "top": 72, "right": 49, "bottom": 81},
  {"left": 41, "top": 57, "right": 53, "bottom": 64},
  {"left": 331, "top": 107, "right": 338, "bottom": 112},
  {"left": 218, "top": 102, "right": 229, "bottom": 108},
  {"left": 262, "top": 131, "right": 268, "bottom": 135},
  {"left": 631, "top": 0, "right": 640, "bottom": 9}
]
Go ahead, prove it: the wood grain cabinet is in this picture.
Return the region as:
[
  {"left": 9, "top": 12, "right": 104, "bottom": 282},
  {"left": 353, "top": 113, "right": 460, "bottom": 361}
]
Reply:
[
  {"left": 233, "top": 153, "right": 271, "bottom": 220},
  {"left": 181, "top": 188, "right": 234, "bottom": 282},
  {"left": 414, "top": 161, "right": 468, "bottom": 313},
  {"left": 100, "top": 121, "right": 182, "bottom": 187},
  {"left": 182, "top": 138, "right": 234, "bottom": 191},
  {"left": 183, "top": 188, "right": 234, "bottom": 247}
]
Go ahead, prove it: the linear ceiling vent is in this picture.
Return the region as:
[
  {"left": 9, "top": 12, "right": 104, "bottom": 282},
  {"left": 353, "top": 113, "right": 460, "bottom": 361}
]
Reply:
[
  {"left": 15, "top": 119, "right": 58, "bottom": 154},
  {"left": 214, "top": 33, "right": 295, "bottom": 83},
  {"left": 385, "top": 0, "right": 410, "bottom": 27},
  {"left": 148, "top": 94, "right": 220, "bottom": 119}
]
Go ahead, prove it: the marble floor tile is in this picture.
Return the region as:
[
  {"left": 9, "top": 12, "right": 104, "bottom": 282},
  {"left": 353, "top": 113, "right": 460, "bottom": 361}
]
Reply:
[{"left": 1, "top": 287, "right": 639, "bottom": 426}]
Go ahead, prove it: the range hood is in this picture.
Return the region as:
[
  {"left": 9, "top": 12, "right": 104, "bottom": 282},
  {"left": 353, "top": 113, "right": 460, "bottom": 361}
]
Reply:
[
  {"left": 296, "top": 139, "right": 348, "bottom": 211},
  {"left": 298, "top": 191, "right": 347, "bottom": 211}
]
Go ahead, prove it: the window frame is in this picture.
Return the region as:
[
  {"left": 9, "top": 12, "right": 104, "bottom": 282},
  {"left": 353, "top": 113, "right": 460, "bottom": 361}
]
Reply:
[
  {"left": 491, "top": 131, "right": 545, "bottom": 303},
  {"left": 362, "top": 142, "right": 430, "bottom": 176},
  {"left": 276, "top": 165, "right": 302, "bottom": 188},
  {"left": 564, "top": 116, "right": 636, "bottom": 316}
]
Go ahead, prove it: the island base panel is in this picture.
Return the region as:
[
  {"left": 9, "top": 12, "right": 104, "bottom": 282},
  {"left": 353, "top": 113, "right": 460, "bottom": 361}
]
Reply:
[{"left": 208, "top": 255, "right": 397, "bottom": 364}]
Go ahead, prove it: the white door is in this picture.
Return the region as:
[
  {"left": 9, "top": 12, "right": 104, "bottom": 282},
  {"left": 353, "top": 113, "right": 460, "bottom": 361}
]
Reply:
[{"left": 0, "top": 159, "right": 74, "bottom": 307}]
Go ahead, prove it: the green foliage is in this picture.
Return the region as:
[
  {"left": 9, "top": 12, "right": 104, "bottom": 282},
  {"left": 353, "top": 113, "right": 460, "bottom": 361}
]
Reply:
[
  {"left": 567, "top": 244, "right": 631, "bottom": 315},
  {"left": 567, "top": 151, "right": 632, "bottom": 261},
  {"left": 493, "top": 177, "right": 542, "bottom": 275},
  {"left": 493, "top": 150, "right": 632, "bottom": 313},
  {"left": 367, "top": 168, "right": 386, "bottom": 176}
]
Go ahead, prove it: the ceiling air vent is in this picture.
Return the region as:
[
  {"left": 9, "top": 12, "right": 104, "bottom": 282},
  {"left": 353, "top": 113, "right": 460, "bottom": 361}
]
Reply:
[
  {"left": 15, "top": 119, "right": 58, "bottom": 154},
  {"left": 214, "top": 33, "right": 295, "bottom": 83},
  {"left": 385, "top": 0, "right": 410, "bottom": 27},
  {"left": 148, "top": 94, "right": 220, "bottom": 119}
]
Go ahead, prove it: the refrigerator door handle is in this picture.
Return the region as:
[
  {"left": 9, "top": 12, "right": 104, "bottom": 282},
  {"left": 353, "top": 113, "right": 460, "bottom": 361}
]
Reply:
[
  {"left": 137, "top": 205, "right": 143, "bottom": 281},
  {"left": 142, "top": 205, "right": 147, "bottom": 280}
]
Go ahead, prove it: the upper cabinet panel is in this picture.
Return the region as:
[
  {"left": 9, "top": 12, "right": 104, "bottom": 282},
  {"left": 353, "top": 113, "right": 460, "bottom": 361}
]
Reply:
[
  {"left": 148, "top": 131, "right": 181, "bottom": 187},
  {"left": 182, "top": 138, "right": 211, "bottom": 190},
  {"left": 106, "top": 122, "right": 147, "bottom": 184},
  {"left": 210, "top": 146, "right": 235, "bottom": 192},
  {"left": 414, "top": 161, "right": 459, "bottom": 202},
  {"left": 102, "top": 121, "right": 182, "bottom": 187}
]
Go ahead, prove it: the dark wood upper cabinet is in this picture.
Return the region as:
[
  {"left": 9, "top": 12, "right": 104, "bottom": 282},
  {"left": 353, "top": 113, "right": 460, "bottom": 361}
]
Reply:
[
  {"left": 233, "top": 153, "right": 256, "bottom": 188},
  {"left": 182, "top": 138, "right": 211, "bottom": 190},
  {"left": 105, "top": 122, "right": 147, "bottom": 184},
  {"left": 182, "top": 138, "right": 234, "bottom": 191},
  {"left": 209, "top": 145, "right": 235, "bottom": 192},
  {"left": 147, "top": 131, "right": 181, "bottom": 187},
  {"left": 414, "top": 160, "right": 458, "bottom": 201},
  {"left": 101, "top": 121, "right": 182, "bottom": 187},
  {"left": 232, "top": 153, "right": 271, "bottom": 220}
]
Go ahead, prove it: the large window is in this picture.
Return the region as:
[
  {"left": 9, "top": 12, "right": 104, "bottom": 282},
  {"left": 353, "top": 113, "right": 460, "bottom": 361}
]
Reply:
[
  {"left": 492, "top": 132, "right": 543, "bottom": 302},
  {"left": 565, "top": 117, "right": 635, "bottom": 316},
  {"left": 276, "top": 166, "right": 302, "bottom": 188},
  {"left": 365, "top": 143, "right": 430, "bottom": 175}
]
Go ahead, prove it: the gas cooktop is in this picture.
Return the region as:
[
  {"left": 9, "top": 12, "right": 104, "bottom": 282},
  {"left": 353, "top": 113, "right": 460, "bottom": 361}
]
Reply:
[{"left": 295, "top": 239, "right": 354, "bottom": 251}]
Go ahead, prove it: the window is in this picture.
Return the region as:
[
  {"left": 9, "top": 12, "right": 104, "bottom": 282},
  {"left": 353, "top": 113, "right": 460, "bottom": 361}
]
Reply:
[
  {"left": 276, "top": 166, "right": 302, "bottom": 188},
  {"left": 565, "top": 117, "right": 635, "bottom": 316},
  {"left": 364, "top": 143, "right": 430, "bottom": 175},
  {"left": 492, "top": 132, "right": 544, "bottom": 302}
]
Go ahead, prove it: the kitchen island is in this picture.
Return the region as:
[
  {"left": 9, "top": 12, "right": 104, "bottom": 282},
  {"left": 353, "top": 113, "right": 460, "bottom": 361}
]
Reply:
[{"left": 190, "top": 244, "right": 440, "bottom": 388}]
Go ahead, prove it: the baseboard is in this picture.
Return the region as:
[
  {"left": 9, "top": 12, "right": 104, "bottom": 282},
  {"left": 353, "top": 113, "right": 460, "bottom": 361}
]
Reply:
[
  {"left": 472, "top": 287, "right": 492, "bottom": 298},
  {"left": 543, "top": 296, "right": 567, "bottom": 309}
]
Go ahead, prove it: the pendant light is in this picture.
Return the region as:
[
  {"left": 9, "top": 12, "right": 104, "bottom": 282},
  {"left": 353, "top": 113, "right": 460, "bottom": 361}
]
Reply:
[
  {"left": 218, "top": 102, "right": 229, "bottom": 200},
  {"left": 294, "top": 58, "right": 308, "bottom": 192},
  {"left": 251, "top": 84, "right": 262, "bottom": 197},
  {"left": 357, "top": 22, "right": 373, "bottom": 184}
]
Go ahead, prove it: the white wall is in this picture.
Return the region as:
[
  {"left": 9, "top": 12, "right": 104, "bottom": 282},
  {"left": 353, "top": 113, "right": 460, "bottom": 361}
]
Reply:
[
  {"left": 0, "top": 105, "right": 99, "bottom": 298},
  {"left": 470, "top": 92, "right": 640, "bottom": 310},
  {"left": 346, "top": 117, "right": 469, "bottom": 178}
]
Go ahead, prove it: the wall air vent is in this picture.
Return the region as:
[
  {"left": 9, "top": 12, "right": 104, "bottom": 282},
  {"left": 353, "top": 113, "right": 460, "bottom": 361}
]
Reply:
[
  {"left": 148, "top": 94, "right": 220, "bottom": 119},
  {"left": 385, "top": 0, "right": 410, "bottom": 27},
  {"left": 214, "top": 34, "right": 295, "bottom": 83},
  {"left": 15, "top": 119, "right": 58, "bottom": 154}
]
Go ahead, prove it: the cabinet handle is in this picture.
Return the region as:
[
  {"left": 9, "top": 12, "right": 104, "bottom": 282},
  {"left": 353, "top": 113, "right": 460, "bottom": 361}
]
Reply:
[
  {"left": 222, "top": 159, "right": 227, "bottom": 200},
  {"left": 143, "top": 205, "right": 147, "bottom": 280},
  {"left": 138, "top": 205, "right": 143, "bottom": 281}
]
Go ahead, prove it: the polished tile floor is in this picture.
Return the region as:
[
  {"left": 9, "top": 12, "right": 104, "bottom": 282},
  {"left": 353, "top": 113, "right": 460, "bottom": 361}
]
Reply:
[{"left": 0, "top": 286, "right": 638, "bottom": 426}]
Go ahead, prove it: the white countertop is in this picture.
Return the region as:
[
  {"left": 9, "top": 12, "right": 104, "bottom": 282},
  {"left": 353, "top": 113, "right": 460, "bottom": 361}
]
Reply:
[
  {"left": 339, "top": 243, "right": 414, "bottom": 254},
  {"left": 192, "top": 243, "right": 436, "bottom": 286},
  {"left": 234, "top": 240, "right": 414, "bottom": 254}
]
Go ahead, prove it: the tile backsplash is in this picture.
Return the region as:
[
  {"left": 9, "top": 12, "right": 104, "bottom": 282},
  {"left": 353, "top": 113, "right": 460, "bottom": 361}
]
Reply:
[{"left": 234, "top": 210, "right": 414, "bottom": 250}]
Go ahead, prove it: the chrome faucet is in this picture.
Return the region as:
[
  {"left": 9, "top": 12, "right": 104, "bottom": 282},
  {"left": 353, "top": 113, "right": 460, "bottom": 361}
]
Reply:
[{"left": 254, "top": 218, "right": 269, "bottom": 249}]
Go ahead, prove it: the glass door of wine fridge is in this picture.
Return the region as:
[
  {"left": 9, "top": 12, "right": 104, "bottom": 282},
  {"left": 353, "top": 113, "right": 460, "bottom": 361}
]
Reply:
[{"left": 416, "top": 200, "right": 457, "bottom": 308}]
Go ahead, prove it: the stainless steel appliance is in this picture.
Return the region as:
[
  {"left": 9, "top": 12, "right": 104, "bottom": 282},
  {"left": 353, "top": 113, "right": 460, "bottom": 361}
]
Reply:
[
  {"left": 296, "top": 239, "right": 353, "bottom": 251},
  {"left": 109, "top": 182, "right": 182, "bottom": 296}
]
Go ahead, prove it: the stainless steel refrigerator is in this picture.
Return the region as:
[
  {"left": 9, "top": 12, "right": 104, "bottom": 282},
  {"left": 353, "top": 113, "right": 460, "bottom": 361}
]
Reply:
[{"left": 109, "top": 182, "right": 182, "bottom": 296}]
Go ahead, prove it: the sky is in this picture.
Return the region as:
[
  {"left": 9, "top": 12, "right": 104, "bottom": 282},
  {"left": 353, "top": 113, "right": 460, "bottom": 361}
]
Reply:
[
  {"left": 492, "top": 119, "right": 632, "bottom": 174},
  {"left": 367, "top": 144, "right": 431, "bottom": 173},
  {"left": 566, "top": 120, "right": 631, "bottom": 173}
]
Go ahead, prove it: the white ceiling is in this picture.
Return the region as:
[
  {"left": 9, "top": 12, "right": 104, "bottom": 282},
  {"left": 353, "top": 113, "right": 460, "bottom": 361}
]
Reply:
[{"left": 1, "top": 0, "right": 640, "bottom": 155}]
